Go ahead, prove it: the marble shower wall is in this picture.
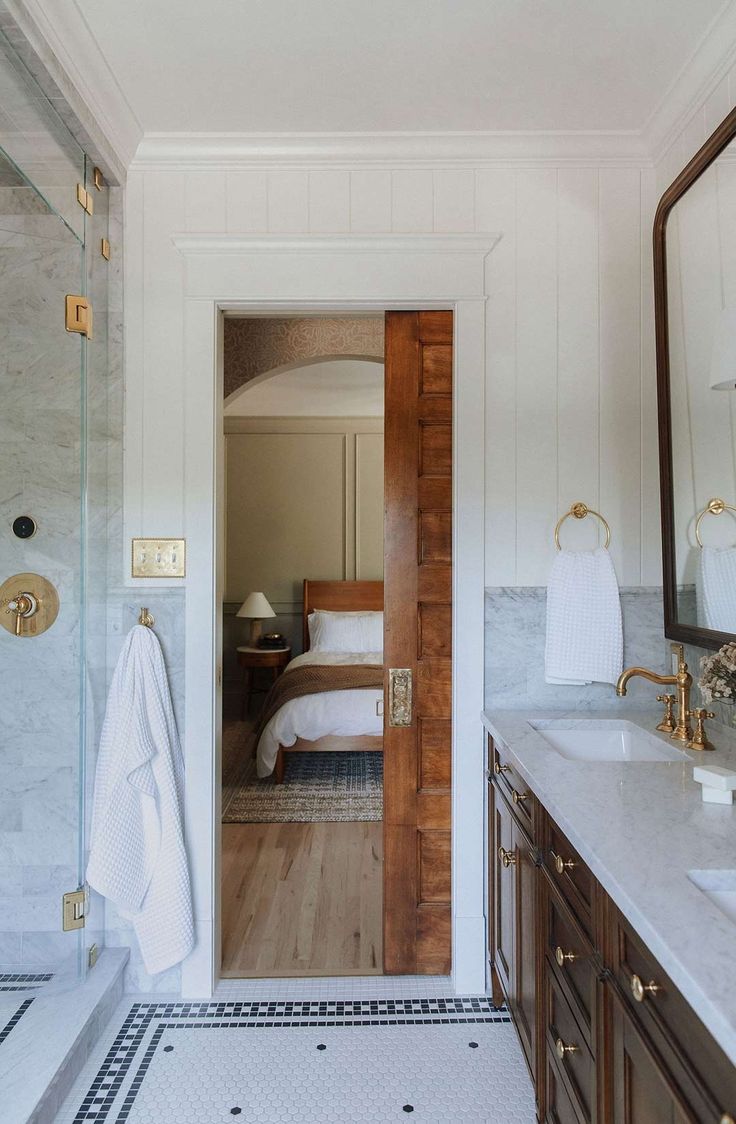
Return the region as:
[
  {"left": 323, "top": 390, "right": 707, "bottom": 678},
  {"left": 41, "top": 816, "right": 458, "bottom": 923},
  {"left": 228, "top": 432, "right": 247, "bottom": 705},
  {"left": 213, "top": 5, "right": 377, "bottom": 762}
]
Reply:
[
  {"left": 485, "top": 587, "right": 667, "bottom": 710},
  {"left": 0, "top": 183, "right": 85, "bottom": 973}
]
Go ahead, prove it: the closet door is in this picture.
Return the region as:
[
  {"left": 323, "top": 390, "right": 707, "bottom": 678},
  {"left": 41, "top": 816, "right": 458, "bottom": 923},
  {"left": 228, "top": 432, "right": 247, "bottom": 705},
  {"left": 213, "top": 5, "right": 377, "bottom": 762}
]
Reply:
[{"left": 383, "top": 310, "right": 453, "bottom": 974}]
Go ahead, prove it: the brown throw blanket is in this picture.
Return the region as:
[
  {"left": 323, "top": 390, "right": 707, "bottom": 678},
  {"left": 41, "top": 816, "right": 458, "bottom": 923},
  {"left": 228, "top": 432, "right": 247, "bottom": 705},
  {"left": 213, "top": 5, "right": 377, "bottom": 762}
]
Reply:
[{"left": 253, "top": 663, "right": 383, "bottom": 743}]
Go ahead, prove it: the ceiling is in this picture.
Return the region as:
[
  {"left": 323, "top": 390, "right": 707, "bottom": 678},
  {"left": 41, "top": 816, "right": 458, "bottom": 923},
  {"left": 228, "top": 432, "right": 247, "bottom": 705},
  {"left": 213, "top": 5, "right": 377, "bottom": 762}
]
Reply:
[
  {"left": 225, "top": 359, "right": 384, "bottom": 417},
  {"left": 61, "top": 0, "right": 726, "bottom": 136}
]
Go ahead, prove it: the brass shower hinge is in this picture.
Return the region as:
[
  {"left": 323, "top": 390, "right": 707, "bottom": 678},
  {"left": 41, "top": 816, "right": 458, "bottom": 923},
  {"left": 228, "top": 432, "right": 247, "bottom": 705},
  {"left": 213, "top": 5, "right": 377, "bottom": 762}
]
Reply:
[
  {"left": 76, "top": 183, "right": 94, "bottom": 215},
  {"left": 62, "top": 888, "right": 86, "bottom": 931},
  {"left": 65, "top": 294, "right": 93, "bottom": 339},
  {"left": 93, "top": 166, "right": 105, "bottom": 191},
  {"left": 101, "top": 238, "right": 110, "bottom": 260}
]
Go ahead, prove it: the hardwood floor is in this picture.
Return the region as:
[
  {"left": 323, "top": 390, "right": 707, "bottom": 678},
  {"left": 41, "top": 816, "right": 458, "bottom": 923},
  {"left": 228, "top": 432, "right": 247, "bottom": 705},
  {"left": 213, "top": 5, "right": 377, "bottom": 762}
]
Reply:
[{"left": 221, "top": 821, "right": 383, "bottom": 977}]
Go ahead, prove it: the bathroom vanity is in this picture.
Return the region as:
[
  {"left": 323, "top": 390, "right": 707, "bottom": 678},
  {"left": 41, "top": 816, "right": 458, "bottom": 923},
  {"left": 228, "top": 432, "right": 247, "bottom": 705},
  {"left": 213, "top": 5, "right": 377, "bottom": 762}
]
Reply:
[{"left": 483, "top": 711, "right": 736, "bottom": 1123}]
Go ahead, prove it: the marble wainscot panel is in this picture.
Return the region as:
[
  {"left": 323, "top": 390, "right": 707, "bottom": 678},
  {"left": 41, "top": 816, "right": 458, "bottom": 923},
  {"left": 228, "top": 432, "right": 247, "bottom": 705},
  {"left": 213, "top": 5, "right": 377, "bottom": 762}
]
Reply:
[
  {"left": 485, "top": 586, "right": 666, "bottom": 710},
  {"left": 482, "top": 707, "right": 736, "bottom": 1065}
]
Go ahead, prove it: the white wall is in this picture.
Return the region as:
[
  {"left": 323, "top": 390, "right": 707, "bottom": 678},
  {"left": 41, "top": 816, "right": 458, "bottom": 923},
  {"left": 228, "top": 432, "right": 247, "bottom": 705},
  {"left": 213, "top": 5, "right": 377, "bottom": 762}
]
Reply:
[{"left": 124, "top": 162, "right": 662, "bottom": 587}]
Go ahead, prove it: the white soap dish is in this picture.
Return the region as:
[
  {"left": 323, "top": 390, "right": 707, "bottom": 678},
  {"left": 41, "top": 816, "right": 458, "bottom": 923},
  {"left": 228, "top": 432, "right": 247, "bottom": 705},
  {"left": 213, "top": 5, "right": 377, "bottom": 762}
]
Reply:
[{"left": 693, "top": 765, "right": 736, "bottom": 805}]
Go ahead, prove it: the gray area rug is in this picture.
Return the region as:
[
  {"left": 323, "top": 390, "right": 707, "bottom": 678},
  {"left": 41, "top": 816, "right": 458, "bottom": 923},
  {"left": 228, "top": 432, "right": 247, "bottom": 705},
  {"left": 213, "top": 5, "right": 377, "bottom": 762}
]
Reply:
[{"left": 223, "top": 741, "right": 383, "bottom": 823}]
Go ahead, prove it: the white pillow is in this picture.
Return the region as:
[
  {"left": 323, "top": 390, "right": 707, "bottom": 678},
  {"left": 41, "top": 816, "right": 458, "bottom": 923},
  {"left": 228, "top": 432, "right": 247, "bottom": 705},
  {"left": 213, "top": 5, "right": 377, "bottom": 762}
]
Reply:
[{"left": 308, "top": 609, "right": 383, "bottom": 653}]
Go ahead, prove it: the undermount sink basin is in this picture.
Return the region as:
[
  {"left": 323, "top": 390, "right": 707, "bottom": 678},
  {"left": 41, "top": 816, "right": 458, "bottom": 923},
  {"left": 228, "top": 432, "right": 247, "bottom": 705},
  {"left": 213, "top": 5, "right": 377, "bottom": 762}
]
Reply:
[
  {"left": 688, "top": 870, "right": 736, "bottom": 927},
  {"left": 528, "top": 719, "right": 688, "bottom": 763}
]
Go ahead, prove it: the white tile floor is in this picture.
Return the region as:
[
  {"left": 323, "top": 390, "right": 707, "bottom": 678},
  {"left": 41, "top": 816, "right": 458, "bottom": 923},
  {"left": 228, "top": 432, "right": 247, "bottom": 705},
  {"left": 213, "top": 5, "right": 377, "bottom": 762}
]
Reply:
[{"left": 54, "top": 985, "right": 536, "bottom": 1124}]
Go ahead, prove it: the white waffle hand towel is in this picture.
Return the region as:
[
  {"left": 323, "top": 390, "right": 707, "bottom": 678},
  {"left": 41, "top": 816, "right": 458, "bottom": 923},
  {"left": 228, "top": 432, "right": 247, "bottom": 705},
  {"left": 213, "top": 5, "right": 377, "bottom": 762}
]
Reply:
[
  {"left": 545, "top": 547, "right": 623, "bottom": 686},
  {"left": 86, "top": 625, "right": 194, "bottom": 975},
  {"left": 696, "top": 546, "right": 736, "bottom": 633}
]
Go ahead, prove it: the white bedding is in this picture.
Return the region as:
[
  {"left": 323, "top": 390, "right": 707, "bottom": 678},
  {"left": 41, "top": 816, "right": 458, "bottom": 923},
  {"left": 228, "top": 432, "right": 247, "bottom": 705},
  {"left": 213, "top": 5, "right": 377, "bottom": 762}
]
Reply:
[{"left": 255, "top": 649, "right": 383, "bottom": 777}]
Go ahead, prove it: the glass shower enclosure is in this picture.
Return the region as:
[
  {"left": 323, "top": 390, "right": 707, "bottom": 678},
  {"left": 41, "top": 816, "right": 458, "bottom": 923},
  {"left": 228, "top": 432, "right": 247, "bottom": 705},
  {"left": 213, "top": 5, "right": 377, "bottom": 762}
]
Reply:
[{"left": 0, "top": 26, "right": 108, "bottom": 996}]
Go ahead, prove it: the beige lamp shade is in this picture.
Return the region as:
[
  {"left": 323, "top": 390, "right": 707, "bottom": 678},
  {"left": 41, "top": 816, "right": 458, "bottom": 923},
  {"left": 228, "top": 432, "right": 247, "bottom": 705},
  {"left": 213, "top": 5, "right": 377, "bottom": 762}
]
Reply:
[
  {"left": 709, "top": 307, "right": 736, "bottom": 390},
  {"left": 236, "top": 591, "right": 276, "bottom": 644}
]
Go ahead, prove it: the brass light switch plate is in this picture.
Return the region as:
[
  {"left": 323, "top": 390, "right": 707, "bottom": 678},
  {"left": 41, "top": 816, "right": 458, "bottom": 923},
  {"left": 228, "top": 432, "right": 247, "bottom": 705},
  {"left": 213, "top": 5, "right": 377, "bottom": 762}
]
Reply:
[{"left": 132, "top": 538, "right": 186, "bottom": 578}]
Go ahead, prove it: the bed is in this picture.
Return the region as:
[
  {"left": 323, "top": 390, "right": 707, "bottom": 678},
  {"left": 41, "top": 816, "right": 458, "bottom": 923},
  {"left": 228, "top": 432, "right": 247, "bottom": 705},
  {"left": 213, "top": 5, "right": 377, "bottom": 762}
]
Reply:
[{"left": 255, "top": 579, "right": 384, "bottom": 784}]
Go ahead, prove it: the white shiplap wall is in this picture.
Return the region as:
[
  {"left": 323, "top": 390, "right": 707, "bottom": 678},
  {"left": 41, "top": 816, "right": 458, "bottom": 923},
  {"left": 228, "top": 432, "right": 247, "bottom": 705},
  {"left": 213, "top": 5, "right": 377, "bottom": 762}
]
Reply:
[{"left": 124, "top": 161, "right": 663, "bottom": 586}]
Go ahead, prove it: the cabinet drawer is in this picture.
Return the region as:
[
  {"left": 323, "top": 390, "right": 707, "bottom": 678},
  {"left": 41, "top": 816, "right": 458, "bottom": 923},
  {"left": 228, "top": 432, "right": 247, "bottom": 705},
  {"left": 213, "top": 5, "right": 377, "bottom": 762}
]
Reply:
[
  {"left": 544, "top": 878, "right": 597, "bottom": 1050},
  {"left": 611, "top": 908, "right": 736, "bottom": 1118},
  {"left": 546, "top": 968, "right": 596, "bottom": 1123},
  {"left": 545, "top": 1049, "right": 587, "bottom": 1124},
  {"left": 542, "top": 816, "right": 595, "bottom": 940},
  {"left": 492, "top": 738, "right": 536, "bottom": 843}
]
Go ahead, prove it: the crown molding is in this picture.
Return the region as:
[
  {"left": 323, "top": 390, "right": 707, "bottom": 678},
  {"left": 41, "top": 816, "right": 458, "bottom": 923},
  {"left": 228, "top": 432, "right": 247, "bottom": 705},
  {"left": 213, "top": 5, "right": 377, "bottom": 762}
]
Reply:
[
  {"left": 133, "top": 129, "right": 651, "bottom": 170},
  {"left": 643, "top": 0, "right": 736, "bottom": 165},
  {"left": 171, "top": 233, "right": 502, "bottom": 257},
  {"left": 6, "top": 0, "right": 142, "bottom": 179}
]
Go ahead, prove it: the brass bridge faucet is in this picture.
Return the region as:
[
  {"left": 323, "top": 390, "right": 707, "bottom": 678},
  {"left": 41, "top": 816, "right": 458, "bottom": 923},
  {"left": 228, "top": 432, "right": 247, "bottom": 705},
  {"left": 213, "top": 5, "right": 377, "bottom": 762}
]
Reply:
[{"left": 616, "top": 644, "right": 693, "bottom": 743}]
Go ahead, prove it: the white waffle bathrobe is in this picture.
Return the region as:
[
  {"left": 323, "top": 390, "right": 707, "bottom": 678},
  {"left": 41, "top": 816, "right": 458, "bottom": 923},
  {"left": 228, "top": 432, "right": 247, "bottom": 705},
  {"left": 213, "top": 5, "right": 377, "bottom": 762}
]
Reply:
[{"left": 87, "top": 625, "right": 194, "bottom": 975}]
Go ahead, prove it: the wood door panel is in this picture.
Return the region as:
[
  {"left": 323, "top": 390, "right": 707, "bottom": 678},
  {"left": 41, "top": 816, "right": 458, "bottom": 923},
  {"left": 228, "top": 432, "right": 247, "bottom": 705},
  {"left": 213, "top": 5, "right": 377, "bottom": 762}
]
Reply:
[
  {"left": 419, "top": 423, "right": 452, "bottom": 475},
  {"left": 418, "top": 719, "right": 452, "bottom": 790},
  {"left": 417, "top": 905, "right": 451, "bottom": 973},
  {"left": 384, "top": 310, "right": 453, "bottom": 975},
  {"left": 420, "top": 344, "right": 453, "bottom": 395},
  {"left": 418, "top": 831, "right": 451, "bottom": 902},
  {"left": 419, "top": 602, "right": 452, "bottom": 657},
  {"left": 419, "top": 511, "right": 452, "bottom": 563}
]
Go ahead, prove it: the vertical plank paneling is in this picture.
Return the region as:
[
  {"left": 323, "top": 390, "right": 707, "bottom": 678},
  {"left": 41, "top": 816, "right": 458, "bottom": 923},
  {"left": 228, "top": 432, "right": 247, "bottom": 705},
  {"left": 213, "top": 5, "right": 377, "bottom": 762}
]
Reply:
[
  {"left": 392, "top": 170, "right": 433, "bottom": 232},
  {"left": 476, "top": 169, "right": 517, "bottom": 584},
  {"left": 186, "top": 172, "right": 227, "bottom": 232},
  {"left": 515, "top": 169, "right": 558, "bottom": 585},
  {"left": 557, "top": 168, "right": 600, "bottom": 545},
  {"left": 350, "top": 170, "right": 392, "bottom": 232},
  {"left": 599, "top": 168, "right": 642, "bottom": 585},
  {"left": 226, "top": 173, "right": 268, "bottom": 232},
  {"left": 267, "top": 172, "right": 309, "bottom": 232},
  {"left": 142, "top": 171, "right": 187, "bottom": 535},
  {"left": 309, "top": 171, "right": 350, "bottom": 232},
  {"left": 433, "top": 170, "right": 475, "bottom": 232}
]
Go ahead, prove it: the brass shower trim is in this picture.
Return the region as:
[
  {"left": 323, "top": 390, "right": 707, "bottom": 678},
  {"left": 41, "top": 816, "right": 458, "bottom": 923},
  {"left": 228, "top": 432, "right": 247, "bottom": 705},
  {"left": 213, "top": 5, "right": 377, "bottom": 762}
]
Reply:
[{"left": 0, "top": 572, "right": 59, "bottom": 637}]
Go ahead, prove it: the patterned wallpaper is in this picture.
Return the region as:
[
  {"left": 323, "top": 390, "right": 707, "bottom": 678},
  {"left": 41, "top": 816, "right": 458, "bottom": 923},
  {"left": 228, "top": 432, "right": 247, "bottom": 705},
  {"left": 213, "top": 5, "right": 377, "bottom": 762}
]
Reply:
[{"left": 224, "top": 316, "right": 384, "bottom": 398}]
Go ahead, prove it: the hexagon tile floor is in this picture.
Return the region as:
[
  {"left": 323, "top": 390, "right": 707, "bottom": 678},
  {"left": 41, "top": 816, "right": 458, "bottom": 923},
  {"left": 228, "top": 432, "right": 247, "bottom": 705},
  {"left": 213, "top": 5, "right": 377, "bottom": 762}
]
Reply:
[{"left": 54, "top": 993, "right": 536, "bottom": 1123}]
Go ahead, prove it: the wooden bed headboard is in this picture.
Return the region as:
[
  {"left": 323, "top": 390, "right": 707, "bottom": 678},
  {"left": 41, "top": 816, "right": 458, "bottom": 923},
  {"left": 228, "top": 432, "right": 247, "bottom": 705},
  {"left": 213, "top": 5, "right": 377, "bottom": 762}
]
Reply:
[{"left": 302, "top": 579, "right": 384, "bottom": 651}]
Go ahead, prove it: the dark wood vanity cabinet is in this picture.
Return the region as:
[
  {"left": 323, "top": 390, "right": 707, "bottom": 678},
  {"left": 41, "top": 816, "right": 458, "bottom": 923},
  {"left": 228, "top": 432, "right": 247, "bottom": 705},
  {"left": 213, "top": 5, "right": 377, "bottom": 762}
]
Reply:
[{"left": 487, "top": 735, "right": 736, "bottom": 1124}]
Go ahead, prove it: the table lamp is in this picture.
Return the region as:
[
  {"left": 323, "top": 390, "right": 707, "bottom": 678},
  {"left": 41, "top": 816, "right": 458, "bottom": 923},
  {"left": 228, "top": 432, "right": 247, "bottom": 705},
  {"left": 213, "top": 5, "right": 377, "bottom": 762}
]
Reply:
[{"left": 236, "top": 591, "right": 276, "bottom": 645}]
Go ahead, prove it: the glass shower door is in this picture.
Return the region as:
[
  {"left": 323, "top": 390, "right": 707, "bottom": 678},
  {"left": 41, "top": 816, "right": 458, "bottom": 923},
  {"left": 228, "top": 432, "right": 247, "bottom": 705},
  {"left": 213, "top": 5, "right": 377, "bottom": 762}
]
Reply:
[{"left": 0, "top": 141, "right": 87, "bottom": 993}]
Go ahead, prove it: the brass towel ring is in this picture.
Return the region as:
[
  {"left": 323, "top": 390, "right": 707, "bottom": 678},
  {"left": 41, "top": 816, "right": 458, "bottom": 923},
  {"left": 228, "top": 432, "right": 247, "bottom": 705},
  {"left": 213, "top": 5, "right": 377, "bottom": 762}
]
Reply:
[
  {"left": 554, "top": 502, "right": 611, "bottom": 551},
  {"left": 694, "top": 498, "right": 736, "bottom": 548}
]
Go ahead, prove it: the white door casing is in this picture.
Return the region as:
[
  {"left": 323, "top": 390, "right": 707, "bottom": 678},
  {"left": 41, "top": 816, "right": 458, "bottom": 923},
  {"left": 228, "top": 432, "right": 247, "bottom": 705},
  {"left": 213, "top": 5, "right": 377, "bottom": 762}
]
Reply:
[{"left": 169, "top": 234, "right": 499, "bottom": 996}]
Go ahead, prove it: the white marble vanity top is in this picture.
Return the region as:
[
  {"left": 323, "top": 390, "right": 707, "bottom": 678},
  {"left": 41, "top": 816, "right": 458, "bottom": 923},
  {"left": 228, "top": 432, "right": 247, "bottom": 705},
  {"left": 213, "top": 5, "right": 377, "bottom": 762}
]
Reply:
[{"left": 482, "top": 707, "right": 736, "bottom": 1065}]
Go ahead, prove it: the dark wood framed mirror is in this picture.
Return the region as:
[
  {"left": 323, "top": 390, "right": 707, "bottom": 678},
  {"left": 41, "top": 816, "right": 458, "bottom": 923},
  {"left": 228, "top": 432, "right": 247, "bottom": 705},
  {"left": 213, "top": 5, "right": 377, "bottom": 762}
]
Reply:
[{"left": 655, "top": 105, "right": 736, "bottom": 649}]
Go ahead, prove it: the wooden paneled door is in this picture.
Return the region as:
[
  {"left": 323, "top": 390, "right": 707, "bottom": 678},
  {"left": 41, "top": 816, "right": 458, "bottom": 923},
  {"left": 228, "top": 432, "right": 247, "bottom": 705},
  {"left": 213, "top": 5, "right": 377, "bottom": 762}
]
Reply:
[{"left": 383, "top": 310, "right": 453, "bottom": 975}]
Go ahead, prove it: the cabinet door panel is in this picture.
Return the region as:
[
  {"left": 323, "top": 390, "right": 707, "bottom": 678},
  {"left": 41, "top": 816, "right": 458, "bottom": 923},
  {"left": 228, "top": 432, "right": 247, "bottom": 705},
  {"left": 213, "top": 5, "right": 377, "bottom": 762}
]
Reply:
[
  {"left": 492, "top": 784, "right": 516, "bottom": 1002},
  {"left": 514, "top": 821, "right": 537, "bottom": 1076}
]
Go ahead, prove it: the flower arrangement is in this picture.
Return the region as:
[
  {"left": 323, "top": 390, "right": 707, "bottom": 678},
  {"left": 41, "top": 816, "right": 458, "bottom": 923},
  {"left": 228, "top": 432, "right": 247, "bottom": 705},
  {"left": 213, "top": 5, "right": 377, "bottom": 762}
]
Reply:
[{"left": 699, "top": 642, "right": 736, "bottom": 709}]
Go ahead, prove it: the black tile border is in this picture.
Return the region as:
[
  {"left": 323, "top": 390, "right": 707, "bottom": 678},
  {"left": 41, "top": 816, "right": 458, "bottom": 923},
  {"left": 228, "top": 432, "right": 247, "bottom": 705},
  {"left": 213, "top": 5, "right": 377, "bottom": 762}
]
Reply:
[
  {"left": 0, "top": 972, "right": 53, "bottom": 992},
  {"left": 71, "top": 997, "right": 510, "bottom": 1122},
  {"left": 0, "top": 998, "right": 33, "bottom": 1045}
]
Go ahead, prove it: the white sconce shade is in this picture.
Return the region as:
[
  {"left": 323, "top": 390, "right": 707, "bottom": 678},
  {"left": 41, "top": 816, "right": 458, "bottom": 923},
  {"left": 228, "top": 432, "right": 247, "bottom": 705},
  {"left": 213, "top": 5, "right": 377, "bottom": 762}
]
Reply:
[
  {"left": 709, "top": 307, "right": 736, "bottom": 390},
  {"left": 236, "top": 591, "right": 276, "bottom": 644}
]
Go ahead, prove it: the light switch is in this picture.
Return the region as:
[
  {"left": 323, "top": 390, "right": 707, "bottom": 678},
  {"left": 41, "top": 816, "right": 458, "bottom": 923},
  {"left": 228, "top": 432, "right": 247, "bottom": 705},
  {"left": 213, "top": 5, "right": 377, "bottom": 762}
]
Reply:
[{"left": 131, "top": 538, "right": 186, "bottom": 578}]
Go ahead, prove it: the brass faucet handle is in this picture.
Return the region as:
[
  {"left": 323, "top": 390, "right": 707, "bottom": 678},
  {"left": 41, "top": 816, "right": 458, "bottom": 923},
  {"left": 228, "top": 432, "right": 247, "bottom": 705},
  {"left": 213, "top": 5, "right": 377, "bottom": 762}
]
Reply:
[
  {"left": 687, "top": 708, "right": 715, "bottom": 751},
  {"left": 656, "top": 694, "right": 676, "bottom": 734}
]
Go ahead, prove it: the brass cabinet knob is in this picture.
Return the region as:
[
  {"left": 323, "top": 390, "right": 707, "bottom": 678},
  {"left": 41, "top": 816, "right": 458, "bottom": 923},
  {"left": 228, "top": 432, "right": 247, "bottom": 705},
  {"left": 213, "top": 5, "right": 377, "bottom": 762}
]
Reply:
[
  {"left": 631, "top": 973, "right": 660, "bottom": 1003},
  {"left": 555, "top": 1036, "right": 579, "bottom": 1061},
  {"left": 555, "top": 946, "right": 577, "bottom": 968},
  {"left": 512, "top": 789, "right": 529, "bottom": 805},
  {"left": 494, "top": 761, "right": 510, "bottom": 775},
  {"left": 553, "top": 852, "right": 575, "bottom": 875},
  {"left": 498, "top": 846, "right": 517, "bottom": 868}
]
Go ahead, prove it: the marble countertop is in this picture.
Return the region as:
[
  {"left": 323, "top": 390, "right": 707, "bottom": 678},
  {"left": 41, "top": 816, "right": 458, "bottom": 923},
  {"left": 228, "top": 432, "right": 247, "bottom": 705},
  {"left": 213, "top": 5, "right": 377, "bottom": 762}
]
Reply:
[{"left": 482, "top": 707, "right": 736, "bottom": 1065}]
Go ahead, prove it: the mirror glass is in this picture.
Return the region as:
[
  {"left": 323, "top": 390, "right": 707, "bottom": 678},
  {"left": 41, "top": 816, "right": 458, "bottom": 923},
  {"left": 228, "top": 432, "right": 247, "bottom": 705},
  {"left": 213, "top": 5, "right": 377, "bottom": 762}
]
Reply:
[{"left": 666, "top": 133, "right": 736, "bottom": 636}]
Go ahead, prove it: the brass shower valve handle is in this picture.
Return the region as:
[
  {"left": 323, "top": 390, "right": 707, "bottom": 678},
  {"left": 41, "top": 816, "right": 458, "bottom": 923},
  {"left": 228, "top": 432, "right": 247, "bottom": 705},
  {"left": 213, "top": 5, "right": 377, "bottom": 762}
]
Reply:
[
  {"left": 656, "top": 694, "right": 676, "bottom": 734},
  {"left": 687, "top": 708, "right": 715, "bottom": 751},
  {"left": 5, "top": 591, "right": 37, "bottom": 635}
]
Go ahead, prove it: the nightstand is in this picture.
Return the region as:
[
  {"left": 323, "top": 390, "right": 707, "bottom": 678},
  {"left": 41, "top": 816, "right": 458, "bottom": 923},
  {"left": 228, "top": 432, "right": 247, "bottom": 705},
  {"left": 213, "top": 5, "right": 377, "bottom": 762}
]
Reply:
[{"left": 236, "top": 645, "right": 291, "bottom": 720}]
